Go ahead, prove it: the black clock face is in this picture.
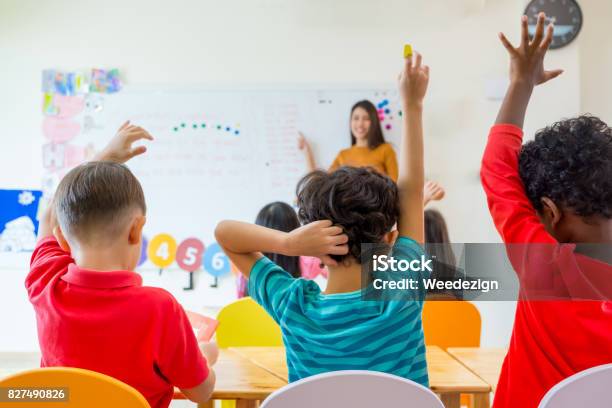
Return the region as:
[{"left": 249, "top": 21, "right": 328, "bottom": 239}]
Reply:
[{"left": 524, "top": 0, "right": 583, "bottom": 49}]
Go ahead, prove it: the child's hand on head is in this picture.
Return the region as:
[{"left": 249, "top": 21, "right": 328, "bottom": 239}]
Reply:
[
  {"left": 424, "top": 181, "right": 445, "bottom": 205},
  {"left": 398, "top": 51, "right": 430, "bottom": 109},
  {"left": 96, "top": 120, "right": 154, "bottom": 163},
  {"left": 499, "top": 12, "right": 563, "bottom": 87},
  {"left": 285, "top": 220, "right": 348, "bottom": 265}
]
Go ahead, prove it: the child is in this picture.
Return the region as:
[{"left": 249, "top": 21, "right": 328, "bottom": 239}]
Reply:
[
  {"left": 481, "top": 13, "right": 612, "bottom": 408},
  {"left": 298, "top": 100, "right": 399, "bottom": 181},
  {"left": 235, "top": 201, "right": 327, "bottom": 298},
  {"left": 26, "top": 122, "right": 217, "bottom": 408},
  {"left": 216, "top": 52, "right": 430, "bottom": 384},
  {"left": 424, "top": 208, "right": 460, "bottom": 300}
]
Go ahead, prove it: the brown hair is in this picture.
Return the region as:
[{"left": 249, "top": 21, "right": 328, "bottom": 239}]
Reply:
[
  {"left": 54, "top": 161, "right": 146, "bottom": 244},
  {"left": 350, "top": 100, "right": 386, "bottom": 150},
  {"left": 296, "top": 167, "right": 399, "bottom": 263}
]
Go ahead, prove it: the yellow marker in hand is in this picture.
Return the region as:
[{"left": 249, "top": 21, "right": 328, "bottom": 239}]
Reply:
[{"left": 403, "top": 44, "right": 413, "bottom": 58}]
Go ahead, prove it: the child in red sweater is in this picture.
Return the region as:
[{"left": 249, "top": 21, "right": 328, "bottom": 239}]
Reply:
[{"left": 481, "top": 13, "right": 612, "bottom": 408}]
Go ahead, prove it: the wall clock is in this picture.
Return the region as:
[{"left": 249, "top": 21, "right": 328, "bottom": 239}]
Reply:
[{"left": 524, "top": 0, "right": 583, "bottom": 49}]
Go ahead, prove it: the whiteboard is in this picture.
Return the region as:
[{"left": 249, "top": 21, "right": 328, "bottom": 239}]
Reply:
[{"left": 41, "top": 86, "right": 402, "bottom": 308}]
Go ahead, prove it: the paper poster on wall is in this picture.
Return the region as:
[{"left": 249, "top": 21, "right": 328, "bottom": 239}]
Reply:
[{"left": 0, "top": 190, "right": 42, "bottom": 252}]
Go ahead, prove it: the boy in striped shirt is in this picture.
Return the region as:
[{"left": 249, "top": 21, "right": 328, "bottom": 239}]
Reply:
[{"left": 215, "top": 53, "right": 430, "bottom": 384}]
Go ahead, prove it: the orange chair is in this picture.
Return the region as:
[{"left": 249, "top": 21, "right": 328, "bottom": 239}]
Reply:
[
  {"left": 0, "top": 367, "right": 150, "bottom": 408},
  {"left": 422, "top": 300, "right": 482, "bottom": 408},
  {"left": 422, "top": 300, "right": 481, "bottom": 349}
]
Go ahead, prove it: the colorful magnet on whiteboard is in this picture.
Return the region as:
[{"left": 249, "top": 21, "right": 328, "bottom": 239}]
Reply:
[
  {"left": 176, "top": 238, "right": 205, "bottom": 272},
  {"left": 148, "top": 233, "right": 177, "bottom": 268},
  {"left": 203, "top": 243, "right": 230, "bottom": 278},
  {"left": 385, "top": 124, "right": 392, "bottom": 130},
  {"left": 138, "top": 236, "right": 148, "bottom": 266},
  {"left": 404, "top": 44, "right": 413, "bottom": 58}
]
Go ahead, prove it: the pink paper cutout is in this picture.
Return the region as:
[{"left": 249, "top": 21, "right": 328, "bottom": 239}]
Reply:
[
  {"left": 64, "top": 145, "right": 87, "bottom": 168},
  {"left": 43, "top": 117, "right": 81, "bottom": 143},
  {"left": 55, "top": 95, "right": 85, "bottom": 118},
  {"left": 185, "top": 311, "right": 219, "bottom": 342}
]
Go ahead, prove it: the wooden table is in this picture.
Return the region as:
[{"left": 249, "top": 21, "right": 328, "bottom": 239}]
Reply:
[
  {"left": 0, "top": 351, "right": 284, "bottom": 408},
  {"left": 230, "top": 346, "right": 492, "bottom": 408},
  {"left": 174, "top": 349, "right": 286, "bottom": 407},
  {"left": 447, "top": 347, "right": 507, "bottom": 393}
]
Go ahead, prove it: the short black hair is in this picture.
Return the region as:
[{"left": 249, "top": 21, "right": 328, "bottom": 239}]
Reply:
[
  {"left": 296, "top": 167, "right": 399, "bottom": 263},
  {"left": 55, "top": 161, "right": 146, "bottom": 243},
  {"left": 519, "top": 115, "right": 611, "bottom": 219}
]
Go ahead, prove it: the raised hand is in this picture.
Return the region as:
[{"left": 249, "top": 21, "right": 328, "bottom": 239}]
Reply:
[
  {"left": 95, "top": 120, "right": 154, "bottom": 163},
  {"left": 297, "top": 132, "right": 309, "bottom": 150},
  {"left": 424, "top": 181, "right": 445, "bottom": 205},
  {"left": 499, "top": 12, "right": 563, "bottom": 87},
  {"left": 398, "top": 51, "right": 430, "bottom": 109},
  {"left": 285, "top": 220, "right": 348, "bottom": 264}
]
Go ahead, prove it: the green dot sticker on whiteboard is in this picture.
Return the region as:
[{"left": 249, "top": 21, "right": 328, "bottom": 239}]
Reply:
[
  {"left": 203, "top": 243, "right": 230, "bottom": 278},
  {"left": 148, "top": 233, "right": 178, "bottom": 268}
]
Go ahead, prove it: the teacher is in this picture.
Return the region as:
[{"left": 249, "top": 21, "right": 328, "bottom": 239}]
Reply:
[{"left": 299, "top": 100, "right": 398, "bottom": 181}]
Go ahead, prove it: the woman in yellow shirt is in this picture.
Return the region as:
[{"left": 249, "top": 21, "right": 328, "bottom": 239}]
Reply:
[
  {"left": 298, "top": 99, "right": 445, "bottom": 204},
  {"left": 299, "top": 100, "right": 398, "bottom": 181}
]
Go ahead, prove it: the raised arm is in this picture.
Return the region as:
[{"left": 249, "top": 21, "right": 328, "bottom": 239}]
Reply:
[
  {"left": 496, "top": 13, "right": 563, "bottom": 126},
  {"left": 298, "top": 132, "right": 317, "bottom": 172},
  {"left": 481, "top": 13, "right": 561, "bottom": 244},
  {"left": 423, "top": 180, "right": 445, "bottom": 207},
  {"left": 397, "top": 52, "right": 429, "bottom": 242},
  {"left": 215, "top": 220, "right": 348, "bottom": 277},
  {"left": 37, "top": 121, "right": 153, "bottom": 243}
]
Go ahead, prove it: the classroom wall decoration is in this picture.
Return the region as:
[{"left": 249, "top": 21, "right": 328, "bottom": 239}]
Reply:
[
  {"left": 40, "top": 77, "right": 402, "bottom": 306},
  {"left": 0, "top": 190, "right": 42, "bottom": 253}
]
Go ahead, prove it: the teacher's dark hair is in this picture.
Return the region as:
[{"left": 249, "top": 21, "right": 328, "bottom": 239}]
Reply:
[{"left": 350, "top": 100, "right": 386, "bottom": 149}]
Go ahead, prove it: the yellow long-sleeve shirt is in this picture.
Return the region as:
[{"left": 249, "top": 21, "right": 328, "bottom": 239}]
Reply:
[{"left": 329, "top": 143, "right": 398, "bottom": 182}]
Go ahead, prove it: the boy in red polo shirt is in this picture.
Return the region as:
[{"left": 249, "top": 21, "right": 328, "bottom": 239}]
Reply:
[
  {"left": 27, "top": 122, "right": 217, "bottom": 408},
  {"left": 481, "top": 13, "right": 612, "bottom": 408}
]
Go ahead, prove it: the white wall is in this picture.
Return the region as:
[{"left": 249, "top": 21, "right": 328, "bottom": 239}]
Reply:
[{"left": 0, "top": 0, "right": 608, "bottom": 352}]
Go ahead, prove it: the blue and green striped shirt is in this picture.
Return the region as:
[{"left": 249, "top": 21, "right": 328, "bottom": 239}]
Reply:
[{"left": 248, "top": 236, "right": 429, "bottom": 385}]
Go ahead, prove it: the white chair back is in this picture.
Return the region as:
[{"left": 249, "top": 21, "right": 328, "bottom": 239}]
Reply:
[
  {"left": 539, "top": 364, "right": 612, "bottom": 408},
  {"left": 261, "top": 370, "right": 444, "bottom": 408}
]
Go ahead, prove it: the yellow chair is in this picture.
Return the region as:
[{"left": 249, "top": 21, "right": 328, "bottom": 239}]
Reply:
[
  {"left": 216, "top": 297, "right": 283, "bottom": 408},
  {"left": 422, "top": 300, "right": 481, "bottom": 408},
  {"left": 422, "top": 300, "right": 481, "bottom": 349},
  {"left": 216, "top": 297, "right": 283, "bottom": 348},
  {"left": 0, "top": 367, "right": 150, "bottom": 408}
]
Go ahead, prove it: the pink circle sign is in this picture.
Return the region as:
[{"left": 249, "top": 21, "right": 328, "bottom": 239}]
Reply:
[{"left": 176, "top": 238, "right": 205, "bottom": 272}]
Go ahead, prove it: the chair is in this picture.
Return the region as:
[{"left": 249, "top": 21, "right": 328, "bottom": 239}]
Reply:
[
  {"left": 260, "top": 370, "right": 444, "bottom": 408},
  {"left": 0, "top": 367, "right": 150, "bottom": 407},
  {"left": 216, "top": 297, "right": 282, "bottom": 348},
  {"left": 422, "top": 300, "right": 481, "bottom": 349},
  {"left": 538, "top": 364, "right": 612, "bottom": 408},
  {"left": 423, "top": 300, "right": 481, "bottom": 408},
  {"left": 216, "top": 297, "right": 283, "bottom": 408}
]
